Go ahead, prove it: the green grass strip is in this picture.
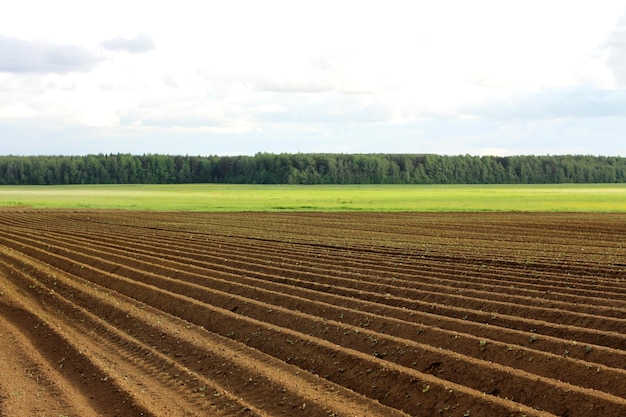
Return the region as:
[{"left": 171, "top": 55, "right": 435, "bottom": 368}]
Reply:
[{"left": 0, "top": 184, "right": 625, "bottom": 212}]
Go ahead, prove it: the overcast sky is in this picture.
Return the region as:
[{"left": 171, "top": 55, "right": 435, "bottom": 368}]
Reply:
[{"left": 1, "top": 1, "right": 626, "bottom": 156}]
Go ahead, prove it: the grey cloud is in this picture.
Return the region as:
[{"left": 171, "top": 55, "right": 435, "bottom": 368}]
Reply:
[
  {"left": 101, "top": 33, "right": 155, "bottom": 54},
  {"left": 197, "top": 58, "right": 348, "bottom": 94},
  {"left": 462, "top": 87, "right": 626, "bottom": 120},
  {"left": 253, "top": 78, "right": 336, "bottom": 93},
  {"left": 200, "top": 71, "right": 337, "bottom": 94},
  {"left": 254, "top": 94, "right": 392, "bottom": 124},
  {"left": 605, "top": 13, "right": 626, "bottom": 87},
  {"left": 162, "top": 73, "right": 178, "bottom": 89},
  {"left": 0, "top": 34, "right": 102, "bottom": 74}
]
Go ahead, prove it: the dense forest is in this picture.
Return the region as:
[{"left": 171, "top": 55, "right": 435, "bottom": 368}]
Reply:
[{"left": 0, "top": 153, "right": 624, "bottom": 185}]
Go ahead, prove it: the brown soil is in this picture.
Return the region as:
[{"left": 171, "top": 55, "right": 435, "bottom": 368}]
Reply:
[{"left": 0, "top": 210, "right": 625, "bottom": 416}]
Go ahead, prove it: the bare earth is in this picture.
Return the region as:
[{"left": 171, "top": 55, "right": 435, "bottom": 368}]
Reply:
[{"left": 0, "top": 210, "right": 625, "bottom": 417}]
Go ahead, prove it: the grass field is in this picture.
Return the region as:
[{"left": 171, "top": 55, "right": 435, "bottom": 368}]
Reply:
[{"left": 0, "top": 183, "right": 625, "bottom": 212}]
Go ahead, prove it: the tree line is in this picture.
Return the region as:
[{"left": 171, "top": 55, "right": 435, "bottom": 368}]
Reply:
[{"left": 0, "top": 153, "right": 624, "bottom": 185}]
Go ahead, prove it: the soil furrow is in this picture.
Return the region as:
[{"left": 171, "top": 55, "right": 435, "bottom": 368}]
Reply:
[
  {"left": 1, "top": 224, "right": 623, "bottom": 365},
  {"left": 0, "top": 248, "right": 407, "bottom": 417},
  {"left": 8, "top": 225, "right": 626, "bottom": 338},
  {"left": 1, "top": 210, "right": 624, "bottom": 416},
  {"left": 5, "top": 227, "right": 626, "bottom": 352},
  {"left": 7, "top": 210, "right": 626, "bottom": 297},
  {"left": 0, "top": 232, "right": 624, "bottom": 416},
  {"left": 0, "top": 246, "right": 550, "bottom": 416},
  {"left": 31, "top": 225, "right": 626, "bottom": 311},
  {"left": 0, "top": 278, "right": 157, "bottom": 416}
]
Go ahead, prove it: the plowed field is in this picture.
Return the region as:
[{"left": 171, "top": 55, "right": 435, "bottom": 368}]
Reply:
[{"left": 0, "top": 210, "right": 625, "bottom": 417}]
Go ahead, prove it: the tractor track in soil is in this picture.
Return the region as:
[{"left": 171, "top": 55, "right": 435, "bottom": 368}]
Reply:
[{"left": 0, "top": 210, "right": 624, "bottom": 416}]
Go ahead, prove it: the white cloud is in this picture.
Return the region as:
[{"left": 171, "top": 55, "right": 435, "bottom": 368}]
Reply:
[
  {"left": 1, "top": 0, "right": 626, "bottom": 156},
  {"left": 102, "top": 33, "right": 155, "bottom": 54},
  {"left": 161, "top": 73, "right": 178, "bottom": 89},
  {"left": 605, "top": 13, "right": 626, "bottom": 87},
  {"left": 0, "top": 102, "right": 37, "bottom": 118},
  {"left": 0, "top": 34, "right": 102, "bottom": 74},
  {"left": 251, "top": 103, "right": 287, "bottom": 114}
]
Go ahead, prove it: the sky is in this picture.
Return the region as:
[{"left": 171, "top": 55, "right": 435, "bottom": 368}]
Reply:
[{"left": 1, "top": 1, "right": 626, "bottom": 157}]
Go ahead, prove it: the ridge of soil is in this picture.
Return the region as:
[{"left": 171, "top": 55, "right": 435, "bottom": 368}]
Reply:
[{"left": 0, "top": 210, "right": 625, "bottom": 416}]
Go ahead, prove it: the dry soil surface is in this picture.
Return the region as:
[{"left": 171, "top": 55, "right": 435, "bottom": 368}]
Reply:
[{"left": 0, "top": 210, "right": 625, "bottom": 416}]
